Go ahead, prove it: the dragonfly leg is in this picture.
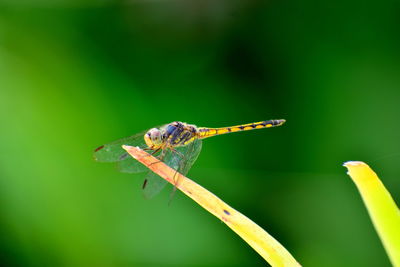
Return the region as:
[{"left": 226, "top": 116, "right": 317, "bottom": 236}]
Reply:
[
  {"left": 151, "top": 148, "right": 161, "bottom": 155},
  {"left": 146, "top": 149, "right": 166, "bottom": 167},
  {"left": 135, "top": 148, "right": 161, "bottom": 162}
]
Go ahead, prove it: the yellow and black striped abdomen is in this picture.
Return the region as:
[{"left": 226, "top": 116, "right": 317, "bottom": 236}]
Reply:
[{"left": 197, "top": 119, "right": 285, "bottom": 139}]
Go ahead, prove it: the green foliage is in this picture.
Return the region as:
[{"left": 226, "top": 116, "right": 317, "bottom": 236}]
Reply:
[{"left": 0, "top": 1, "right": 399, "bottom": 266}]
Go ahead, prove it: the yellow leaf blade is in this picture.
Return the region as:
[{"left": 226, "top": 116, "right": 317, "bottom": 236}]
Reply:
[
  {"left": 123, "top": 145, "right": 301, "bottom": 267},
  {"left": 344, "top": 161, "right": 400, "bottom": 266}
]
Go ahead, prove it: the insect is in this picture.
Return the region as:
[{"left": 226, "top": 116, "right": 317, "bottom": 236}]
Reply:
[{"left": 94, "top": 119, "right": 286, "bottom": 198}]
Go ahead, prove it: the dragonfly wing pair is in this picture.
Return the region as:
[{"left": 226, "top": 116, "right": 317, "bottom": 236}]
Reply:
[{"left": 94, "top": 132, "right": 202, "bottom": 198}]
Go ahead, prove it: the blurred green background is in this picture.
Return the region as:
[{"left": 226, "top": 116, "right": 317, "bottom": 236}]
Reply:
[{"left": 1, "top": 0, "right": 399, "bottom": 266}]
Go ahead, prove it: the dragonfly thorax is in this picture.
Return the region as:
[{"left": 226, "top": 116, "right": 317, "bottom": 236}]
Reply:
[{"left": 144, "top": 122, "right": 198, "bottom": 150}]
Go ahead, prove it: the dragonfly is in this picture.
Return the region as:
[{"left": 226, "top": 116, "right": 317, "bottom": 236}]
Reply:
[{"left": 94, "top": 119, "right": 286, "bottom": 198}]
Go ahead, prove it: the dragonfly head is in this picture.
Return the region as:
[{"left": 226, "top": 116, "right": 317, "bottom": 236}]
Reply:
[{"left": 144, "top": 128, "right": 163, "bottom": 149}]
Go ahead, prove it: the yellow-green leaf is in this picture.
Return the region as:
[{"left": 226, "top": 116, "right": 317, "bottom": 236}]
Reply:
[{"left": 344, "top": 161, "right": 400, "bottom": 266}]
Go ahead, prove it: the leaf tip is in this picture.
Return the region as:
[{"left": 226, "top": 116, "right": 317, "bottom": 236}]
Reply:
[{"left": 343, "top": 161, "right": 367, "bottom": 167}]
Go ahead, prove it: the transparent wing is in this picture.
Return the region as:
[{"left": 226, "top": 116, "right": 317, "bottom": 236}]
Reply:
[
  {"left": 93, "top": 130, "right": 148, "bottom": 173},
  {"left": 116, "top": 156, "right": 148, "bottom": 173},
  {"left": 94, "top": 131, "right": 147, "bottom": 162},
  {"left": 143, "top": 139, "right": 203, "bottom": 199},
  {"left": 176, "top": 138, "right": 203, "bottom": 176},
  {"left": 141, "top": 172, "right": 168, "bottom": 199}
]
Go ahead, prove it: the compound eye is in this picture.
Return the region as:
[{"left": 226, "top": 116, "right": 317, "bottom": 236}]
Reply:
[
  {"left": 149, "top": 128, "right": 161, "bottom": 139},
  {"left": 144, "top": 128, "right": 157, "bottom": 148}
]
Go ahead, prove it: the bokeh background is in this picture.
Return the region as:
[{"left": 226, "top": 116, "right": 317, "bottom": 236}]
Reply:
[{"left": 1, "top": 0, "right": 399, "bottom": 266}]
